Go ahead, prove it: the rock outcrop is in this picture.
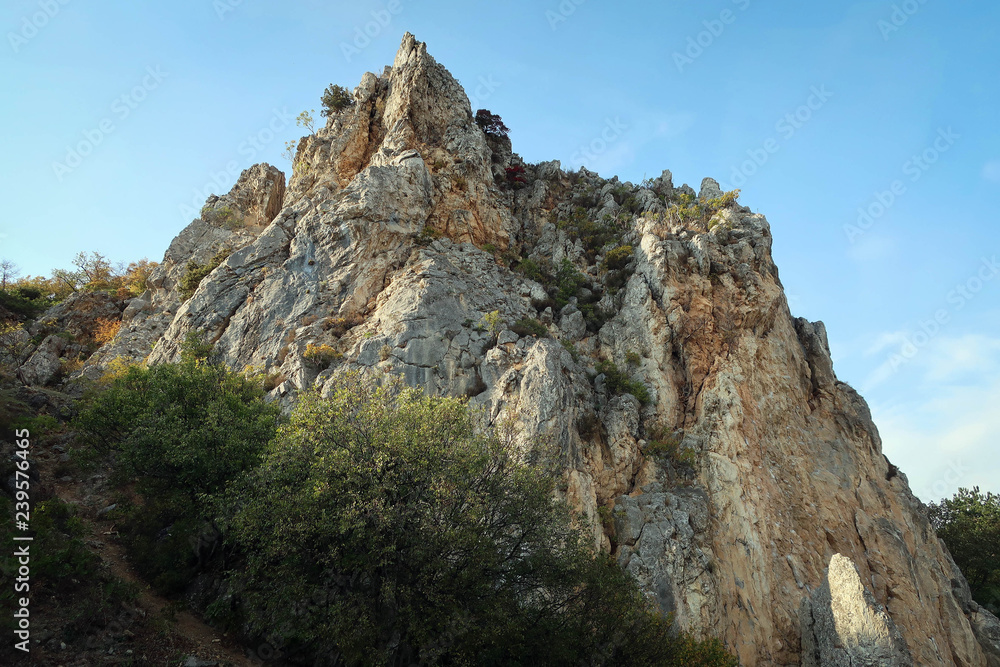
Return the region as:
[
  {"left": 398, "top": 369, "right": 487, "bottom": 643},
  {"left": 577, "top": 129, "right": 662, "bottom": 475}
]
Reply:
[{"left": 48, "top": 33, "right": 1000, "bottom": 666}]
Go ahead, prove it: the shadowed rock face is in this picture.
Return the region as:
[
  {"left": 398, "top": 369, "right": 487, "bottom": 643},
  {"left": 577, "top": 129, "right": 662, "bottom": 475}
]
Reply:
[{"left": 75, "top": 33, "right": 1000, "bottom": 666}]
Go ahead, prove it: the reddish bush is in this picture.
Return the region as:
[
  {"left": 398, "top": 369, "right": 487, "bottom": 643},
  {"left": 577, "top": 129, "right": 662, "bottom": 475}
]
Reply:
[{"left": 505, "top": 165, "right": 528, "bottom": 187}]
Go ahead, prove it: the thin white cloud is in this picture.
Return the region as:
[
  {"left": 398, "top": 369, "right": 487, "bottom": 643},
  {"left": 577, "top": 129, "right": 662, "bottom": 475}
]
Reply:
[
  {"left": 982, "top": 160, "right": 1000, "bottom": 183},
  {"left": 864, "top": 330, "right": 909, "bottom": 357},
  {"left": 869, "top": 334, "right": 1000, "bottom": 501},
  {"left": 847, "top": 234, "right": 897, "bottom": 263},
  {"left": 584, "top": 141, "right": 637, "bottom": 176},
  {"left": 652, "top": 112, "right": 696, "bottom": 140}
]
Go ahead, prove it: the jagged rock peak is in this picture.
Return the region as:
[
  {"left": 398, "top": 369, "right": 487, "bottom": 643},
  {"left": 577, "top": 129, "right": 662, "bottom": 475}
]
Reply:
[
  {"left": 288, "top": 32, "right": 513, "bottom": 248},
  {"left": 202, "top": 163, "right": 285, "bottom": 227}
]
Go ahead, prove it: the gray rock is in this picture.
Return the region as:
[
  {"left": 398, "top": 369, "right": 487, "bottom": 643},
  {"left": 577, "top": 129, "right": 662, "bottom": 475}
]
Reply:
[
  {"left": 698, "top": 176, "right": 723, "bottom": 201},
  {"left": 559, "top": 309, "right": 586, "bottom": 341},
  {"left": 183, "top": 657, "right": 219, "bottom": 667}
]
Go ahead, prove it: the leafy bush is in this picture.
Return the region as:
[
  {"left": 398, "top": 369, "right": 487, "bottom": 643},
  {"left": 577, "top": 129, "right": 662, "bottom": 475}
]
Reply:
[
  {"left": 479, "top": 310, "right": 503, "bottom": 337},
  {"left": 29, "top": 499, "right": 101, "bottom": 586},
  {"left": 603, "top": 245, "right": 634, "bottom": 271},
  {"left": 415, "top": 224, "right": 442, "bottom": 247},
  {"left": 304, "top": 343, "right": 341, "bottom": 368},
  {"left": 511, "top": 317, "right": 548, "bottom": 338},
  {"left": 580, "top": 302, "right": 614, "bottom": 333},
  {"left": 704, "top": 188, "right": 741, "bottom": 209},
  {"left": 516, "top": 256, "right": 549, "bottom": 284},
  {"left": 76, "top": 359, "right": 280, "bottom": 501},
  {"left": 474, "top": 109, "right": 509, "bottom": 138},
  {"left": 179, "top": 249, "right": 230, "bottom": 300},
  {"left": 322, "top": 313, "right": 366, "bottom": 337},
  {"left": 320, "top": 84, "right": 354, "bottom": 117},
  {"left": 505, "top": 164, "right": 528, "bottom": 187},
  {"left": 92, "top": 317, "right": 121, "bottom": 345},
  {"left": 596, "top": 360, "right": 650, "bottom": 404},
  {"left": 554, "top": 258, "right": 587, "bottom": 309},
  {"left": 672, "top": 189, "right": 741, "bottom": 228},
  {"left": 928, "top": 487, "right": 1000, "bottom": 615},
  {"left": 0, "top": 287, "right": 51, "bottom": 320},
  {"left": 217, "top": 372, "right": 735, "bottom": 666}
]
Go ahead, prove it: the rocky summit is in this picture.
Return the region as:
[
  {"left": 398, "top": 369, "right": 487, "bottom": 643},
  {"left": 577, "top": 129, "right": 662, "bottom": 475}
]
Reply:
[{"left": 26, "top": 33, "right": 1000, "bottom": 666}]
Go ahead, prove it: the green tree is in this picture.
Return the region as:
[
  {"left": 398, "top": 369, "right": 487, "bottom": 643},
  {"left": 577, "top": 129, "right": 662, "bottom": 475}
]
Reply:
[
  {"left": 929, "top": 487, "right": 1000, "bottom": 614},
  {"left": 76, "top": 357, "right": 279, "bottom": 501},
  {"left": 218, "top": 371, "right": 736, "bottom": 666},
  {"left": 474, "top": 109, "right": 510, "bottom": 138},
  {"left": 320, "top": 84, "right": 354, "bottom": 117}
]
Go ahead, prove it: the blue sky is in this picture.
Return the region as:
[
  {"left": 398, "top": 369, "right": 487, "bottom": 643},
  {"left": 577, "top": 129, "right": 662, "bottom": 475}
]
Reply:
[{"left": 2, "top": 0, "right": 997, "bottom": 500}]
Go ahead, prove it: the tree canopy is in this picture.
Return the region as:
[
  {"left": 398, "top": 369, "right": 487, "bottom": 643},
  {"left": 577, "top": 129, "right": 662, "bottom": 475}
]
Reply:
[{"left": 929, "top": 486, "right": 1000, "bottom": 615}]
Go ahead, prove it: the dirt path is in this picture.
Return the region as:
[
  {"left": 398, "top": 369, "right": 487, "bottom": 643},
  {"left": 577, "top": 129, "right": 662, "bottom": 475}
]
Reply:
[{"left": 48, "top": 473, "right": 261, "bottom": 666}]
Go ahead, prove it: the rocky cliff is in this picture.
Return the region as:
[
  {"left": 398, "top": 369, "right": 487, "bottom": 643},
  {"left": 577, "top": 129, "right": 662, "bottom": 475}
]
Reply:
[{"left": 38, "top": 33, "right": 999, "bottom": 666}]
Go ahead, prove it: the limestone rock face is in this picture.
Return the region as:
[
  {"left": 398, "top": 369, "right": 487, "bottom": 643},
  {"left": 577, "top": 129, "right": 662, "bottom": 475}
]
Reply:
[
  {"left": 800, "top": 553, "right": 913, "bottom": 666},
  {"left": 72, "top": 33, "right": 1000, "bottom": 666}
]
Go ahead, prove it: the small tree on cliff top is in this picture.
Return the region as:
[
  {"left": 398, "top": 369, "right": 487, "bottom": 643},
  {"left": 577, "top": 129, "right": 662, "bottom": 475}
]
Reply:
[{"left": 475, "top": 109, "right": 509, "bottom": 138}]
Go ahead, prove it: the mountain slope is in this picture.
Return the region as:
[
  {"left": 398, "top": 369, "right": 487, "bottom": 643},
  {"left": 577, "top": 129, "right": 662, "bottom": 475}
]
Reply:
[{"left": 61, "top": 33, "right": 1000, "bottom": 667}]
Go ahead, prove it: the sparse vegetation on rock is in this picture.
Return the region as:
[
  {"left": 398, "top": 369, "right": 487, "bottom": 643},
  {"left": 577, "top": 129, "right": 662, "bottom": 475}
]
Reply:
[{"left": 320, "top": 83, "right": 354, "bottom": 116}]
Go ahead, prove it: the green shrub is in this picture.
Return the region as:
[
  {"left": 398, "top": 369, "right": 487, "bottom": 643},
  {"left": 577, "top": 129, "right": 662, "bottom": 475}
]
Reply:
[
  {"left": 557, "top": 208, "right": 619, "bottom": 260},
  {"left": 580, "top": 302, "right": 614, "bottom": 333},
  {"left": 303, "top": 343, "right": 341, "bottom": 368},
  {"left": 180, "top": 329, "right": 215, "bottom": 363},
  {"left": 516, "top": 257, "right": 548, "bottom": 283},
  {"left": 644, "top": 426, "right": 697, "bottom": 470},
  {"left": 596, "top": 360, "right": 650, "bottom": 404},
  {"left": 178, "top": 249, "right": 230, "bottom": 300},
  {"left": 626, "top": 350, "right": 641, "bottom": 366},
  {"left": 0, "top": 288, "right": 49, "bottom": 320},
  {"left": 320, "top": 84, "right": 354, "bottom": 117},
  {"left": 704, "top": 188, "right": 741, "bottom": 209},
  {"left": 602, "top": 245, "right": 634, "bottom": 271},
  {"left": 415, "top": 225, "right": 442, "bottom": 247},
  {"left": 218, "top": 372, "right": 735, "bottom": 666},
  {"left": 554, "top": 258, "right": 587, "bottom": 309},
  {"left": 479, "top": 310, "right": 503, "bottom": 337},
  {"left": 30, "top": 499, "right": 101, "bottom": 586},
  {"left": 76, "top": 359, "right": 280, "bottom": 502},
  {"left": 511, "top": 317, "right": 548, "bottom": 338},
  {"left": 673, "top": 189, "right": 741, "bottom": 228}
]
